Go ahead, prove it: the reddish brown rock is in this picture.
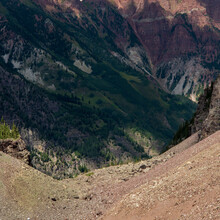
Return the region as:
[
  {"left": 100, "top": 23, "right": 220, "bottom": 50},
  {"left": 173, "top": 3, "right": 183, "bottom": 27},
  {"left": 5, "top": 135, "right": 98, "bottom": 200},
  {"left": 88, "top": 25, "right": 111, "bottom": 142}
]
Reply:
[{"left": 32, "top": 0, "right": 220, "bottom": 97}]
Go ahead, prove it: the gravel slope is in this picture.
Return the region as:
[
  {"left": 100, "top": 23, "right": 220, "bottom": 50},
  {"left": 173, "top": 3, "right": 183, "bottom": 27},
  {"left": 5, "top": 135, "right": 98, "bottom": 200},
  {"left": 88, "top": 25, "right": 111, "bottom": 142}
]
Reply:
[
  {"left": 0, "top": 131, "right": 219, "bottom": 220},
  {"left": 102, "top": 131, "right": 220, "bottom": 220}
]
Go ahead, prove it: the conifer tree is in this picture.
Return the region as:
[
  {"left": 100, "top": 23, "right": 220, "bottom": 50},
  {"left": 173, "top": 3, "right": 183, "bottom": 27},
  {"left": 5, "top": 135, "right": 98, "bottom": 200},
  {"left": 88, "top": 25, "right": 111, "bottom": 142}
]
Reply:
[{"left": 0, "top": 117, "right": 20, "bottom": 139}]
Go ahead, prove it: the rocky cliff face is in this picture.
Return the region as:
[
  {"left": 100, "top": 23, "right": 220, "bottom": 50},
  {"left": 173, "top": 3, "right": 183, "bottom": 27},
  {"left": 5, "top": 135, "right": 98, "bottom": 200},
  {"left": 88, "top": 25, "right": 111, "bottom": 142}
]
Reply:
[
  {"left": 34, "top": 0, "right": 220, "bottom": 99},
  {"left": 111, "top": 0, "right": 220, "bottom": 99},
  {"left": 1, "top": 0, "right": 219, "bottom": 100},
  {"left": 191, "top": 75, "right": 220, "bottom": 139},
  {"left": 0, "top": 138, "right": 30, "bottom": 164},
  {"left": 201, "top": 76, "right": 220, "bottom": 138}
]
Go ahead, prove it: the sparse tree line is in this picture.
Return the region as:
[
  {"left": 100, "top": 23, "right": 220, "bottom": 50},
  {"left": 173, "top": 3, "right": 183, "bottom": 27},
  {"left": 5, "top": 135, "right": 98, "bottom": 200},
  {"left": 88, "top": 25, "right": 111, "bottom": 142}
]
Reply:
[{"left": 0, "top": 117, "right": 20, "bottom": 139}]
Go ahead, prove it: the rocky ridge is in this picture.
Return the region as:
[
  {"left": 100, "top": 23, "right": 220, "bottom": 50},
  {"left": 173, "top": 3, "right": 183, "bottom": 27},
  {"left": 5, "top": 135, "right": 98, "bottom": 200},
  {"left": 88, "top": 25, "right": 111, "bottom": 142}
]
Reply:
[{"left": 200, "top": 75, "right": 220, "bottom": 139}]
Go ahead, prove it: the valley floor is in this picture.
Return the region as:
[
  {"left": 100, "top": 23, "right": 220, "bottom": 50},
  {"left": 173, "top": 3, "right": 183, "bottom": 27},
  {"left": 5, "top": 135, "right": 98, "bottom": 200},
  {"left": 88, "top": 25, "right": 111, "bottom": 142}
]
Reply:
[{"left": 0, "top": 131, "right": 220, "bottom": 220}]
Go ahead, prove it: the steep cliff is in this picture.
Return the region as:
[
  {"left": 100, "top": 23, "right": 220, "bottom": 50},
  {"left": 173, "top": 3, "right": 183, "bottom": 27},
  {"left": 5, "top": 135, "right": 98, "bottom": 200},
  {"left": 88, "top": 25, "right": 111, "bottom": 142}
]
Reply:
[
  {"left": 191, "top": 75, "right": 220, "bottom": 139},
  {"left": 172, "top": 75, "right": 220, "bottom": 145},
  {"left": 112, "top": 0, "right": 220, "bottom": 99}
]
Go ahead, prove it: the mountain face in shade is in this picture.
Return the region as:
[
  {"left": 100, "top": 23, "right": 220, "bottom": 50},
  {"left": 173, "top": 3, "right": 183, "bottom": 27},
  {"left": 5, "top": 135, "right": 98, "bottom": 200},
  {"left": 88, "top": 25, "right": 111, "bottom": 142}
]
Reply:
[{"left": 0, "top": 0, "right": 219, "bottom": 177}]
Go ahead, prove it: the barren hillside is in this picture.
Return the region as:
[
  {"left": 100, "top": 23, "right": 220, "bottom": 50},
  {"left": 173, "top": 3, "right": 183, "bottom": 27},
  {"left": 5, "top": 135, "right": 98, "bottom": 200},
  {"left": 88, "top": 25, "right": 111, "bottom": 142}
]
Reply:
[
  {"left": 102, "top": 130, "right": 220, "bottom": 220},
  {"left": 0, "top": 130, "right": 219, "bottom": 220}
]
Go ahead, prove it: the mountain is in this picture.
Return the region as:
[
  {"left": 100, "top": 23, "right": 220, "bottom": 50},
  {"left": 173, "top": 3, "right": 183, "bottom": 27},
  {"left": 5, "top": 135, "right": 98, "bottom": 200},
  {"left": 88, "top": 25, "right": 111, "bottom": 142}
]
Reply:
[
  {"left": 0, "top": 0, "right": 219, "bottom": 217},
  {"left": 25, "top": 0, "right": 220, "bottom": 100},
  {"left": 110, "top": 0, "right": 220, "bottom": 100},
  {"left": 0, "top": 75, "right": 219, "bottom": 219},
  {"left": 0, "top": 0, "right": 202, "bottom": 177}
]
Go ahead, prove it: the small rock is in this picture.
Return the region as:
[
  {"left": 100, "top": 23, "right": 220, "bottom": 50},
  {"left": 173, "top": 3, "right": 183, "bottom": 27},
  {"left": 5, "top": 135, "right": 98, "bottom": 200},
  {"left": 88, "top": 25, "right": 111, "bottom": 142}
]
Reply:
[
  {"left": 96, "top": 211, "right": 103, "bottom": 216},
  {"left": 139, "top": 164, "right": 147, "bottom": 170},
  {"left": 51, "top": 197, "right": 57, "bottom": 201},
  {"left": 84, "top": 194, "right": 93, "bottom": 200}
]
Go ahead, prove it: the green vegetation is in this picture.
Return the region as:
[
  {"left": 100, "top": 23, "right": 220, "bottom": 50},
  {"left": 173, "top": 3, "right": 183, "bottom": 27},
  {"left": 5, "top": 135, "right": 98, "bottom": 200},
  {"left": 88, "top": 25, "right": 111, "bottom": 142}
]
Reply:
[
  {"left": 0, "top": 117, "right": 19, "bottom": 140},
  {"left": 171, "top": 120, "right": 191, "bottom": 146},
  {"left": 0, "top": 0, "right": 196, "bottom": 168},
  {"left": 86, "top": 172, "right": 94, "bottom": 177},
  {"left": 40, "top": 152, "right": 50, "bottom": 163},
  {"left": 78, "top": 164, "right": 89, "bottom": 173}
]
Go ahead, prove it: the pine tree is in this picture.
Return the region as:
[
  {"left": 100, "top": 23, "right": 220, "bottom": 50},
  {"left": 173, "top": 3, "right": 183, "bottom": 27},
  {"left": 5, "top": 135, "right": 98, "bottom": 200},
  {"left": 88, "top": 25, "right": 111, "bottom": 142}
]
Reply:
[
  {"left": 1, "top": 116, "right": 4, "bottom": 124},
  {"left": 12, "top": 123, "right": 19, "bottom": 139},
  {"left": 0, "top": 117, "right": 20, "bottom": 139}
]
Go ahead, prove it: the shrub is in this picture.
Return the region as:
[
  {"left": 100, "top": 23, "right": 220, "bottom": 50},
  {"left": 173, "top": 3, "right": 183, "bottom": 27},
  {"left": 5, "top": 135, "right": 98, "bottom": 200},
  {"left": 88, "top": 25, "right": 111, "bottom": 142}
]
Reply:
[
  {"left": 78, "top": 164, "right": 89, "bottom": 173},
  {"left": 40, "top": 152, "right": 50, "bottom": 162}
]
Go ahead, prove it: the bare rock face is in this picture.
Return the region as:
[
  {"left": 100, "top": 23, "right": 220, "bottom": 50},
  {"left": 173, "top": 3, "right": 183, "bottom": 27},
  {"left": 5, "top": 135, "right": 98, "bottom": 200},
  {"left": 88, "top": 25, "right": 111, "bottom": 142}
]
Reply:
[
  {"left": 200, "top": 76, "right": 220, "bottom": 139},
  {"left": 190, "top": 85, "right": 213, "bottom": 134},
  {"left": 0, "top": 138, "right": 30, "bottom": 164},
  {"left": 191, "top": 75, "right": 220, "bottom": 139}
]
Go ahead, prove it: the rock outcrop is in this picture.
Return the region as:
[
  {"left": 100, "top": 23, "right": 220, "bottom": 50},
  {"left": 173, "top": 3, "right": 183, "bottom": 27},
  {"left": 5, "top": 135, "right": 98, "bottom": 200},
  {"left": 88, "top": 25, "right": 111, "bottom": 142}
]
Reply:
[
  {"left": 191, "top": 75, "right": 220, "bottom": 139},
  {"left": 0, "top": 138, "right": 30, "bottom": 164},
  {"left": 200, "top": 75, "right": 220, "bottom": 139}
]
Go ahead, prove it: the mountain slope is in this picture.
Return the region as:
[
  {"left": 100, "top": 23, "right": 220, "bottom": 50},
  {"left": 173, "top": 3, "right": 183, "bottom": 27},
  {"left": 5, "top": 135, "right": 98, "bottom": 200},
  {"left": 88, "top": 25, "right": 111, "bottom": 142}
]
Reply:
[
  {"left": 0, "top": 75, "right": 219, "bottom": 219},
  {"left": 0, "top": 130, "right": 219, "bottom": 219},
  {"left": 102, "top": 73, "right": 220, "bottom": 220},
  {"left": 29, "top": 0, "right": 220, "bottom": 99},
  {"left": 0, "top": 0, "right": 197, "bottom": 177},
  {"left": 110, "top": 0, "right": 220, "bottom": 100},
  {"left": 102, "top": 131, "right": 220, "bottom": 220}
]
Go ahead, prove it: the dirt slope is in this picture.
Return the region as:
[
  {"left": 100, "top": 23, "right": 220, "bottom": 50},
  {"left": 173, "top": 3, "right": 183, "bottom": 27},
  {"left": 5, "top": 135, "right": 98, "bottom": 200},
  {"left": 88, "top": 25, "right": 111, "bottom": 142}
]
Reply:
[
  {"left": 0, "top": 131, "right": 219, "bottom": 220},
  {"left": 102, "top": 131, "right": 220, "bottom": 220}
]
